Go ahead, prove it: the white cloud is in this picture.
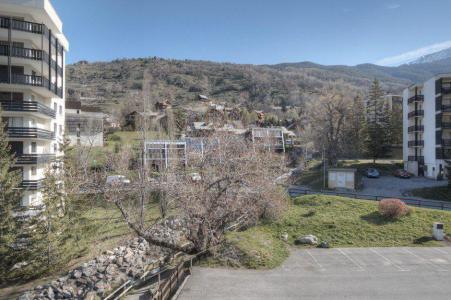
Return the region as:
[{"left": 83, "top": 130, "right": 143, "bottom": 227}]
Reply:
[
  {"left": 375, "top": 41, "right": 451, "bottom": 66},
  {"left": 386, "top": 3, "right": 401, "bottom": 9}
]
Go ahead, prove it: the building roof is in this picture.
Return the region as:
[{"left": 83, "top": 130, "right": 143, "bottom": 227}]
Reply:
[{"left": 65, "top": 100, "right": 81, "bottom": 110}]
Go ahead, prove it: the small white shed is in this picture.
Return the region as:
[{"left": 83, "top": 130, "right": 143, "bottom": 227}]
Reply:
[{"left": 328, "top": 168, "right": 357, "bottom": 190}]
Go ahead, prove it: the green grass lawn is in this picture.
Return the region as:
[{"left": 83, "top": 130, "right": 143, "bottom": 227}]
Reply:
[
  {"left": 222, "top": 194, "right": 451, "bottom": 269},
  {"left": 411, "top": 186, "right": 451, "bottom": 202}
]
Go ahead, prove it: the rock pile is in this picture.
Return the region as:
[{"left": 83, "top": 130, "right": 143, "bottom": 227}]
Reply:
[{"left": 18, "top": 238, "right": 171, "bottom": 300}]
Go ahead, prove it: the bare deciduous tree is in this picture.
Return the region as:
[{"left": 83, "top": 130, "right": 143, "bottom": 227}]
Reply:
[{"left": 103, "top": 134, "right": 288, "bottom": 253}]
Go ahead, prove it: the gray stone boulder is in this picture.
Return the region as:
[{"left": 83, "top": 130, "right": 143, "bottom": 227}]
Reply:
[{"left": 295, "top": 234, "right": 319, "bottom": 245}]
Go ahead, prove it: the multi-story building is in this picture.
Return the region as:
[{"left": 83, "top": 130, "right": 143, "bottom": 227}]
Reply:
[
  {"left": 403, "top": 75, "right": 451, "bottom": 179},
  {"left": 65, "top": 100, "right": 104, "bottom": 147},
  {"left": 0, "top": 0, "right": 68, "bottom": 206}
]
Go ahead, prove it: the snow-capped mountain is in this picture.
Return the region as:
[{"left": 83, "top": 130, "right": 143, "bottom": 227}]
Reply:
[{"left": 410, "top": 47, "right": 451, "bottom": 64}]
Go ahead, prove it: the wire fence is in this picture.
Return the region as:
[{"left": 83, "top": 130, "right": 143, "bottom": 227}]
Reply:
[{"left": 288, "top": 187, "right": 451, "bottom": 211}]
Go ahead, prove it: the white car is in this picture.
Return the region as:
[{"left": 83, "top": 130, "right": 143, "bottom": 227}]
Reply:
[{"left": 106, "top": 175, "right": 131, "bottom": 186}]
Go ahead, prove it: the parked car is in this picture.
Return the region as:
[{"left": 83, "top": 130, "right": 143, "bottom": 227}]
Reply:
[
  {"left": 106, "top": 175, "right": 131, "bottom": 185},
  {"left": 366, "top": 168, "right": 380, "bottom": 178},
  {"left": 393, "top": 169, "right": 411, "bottom": 179}
]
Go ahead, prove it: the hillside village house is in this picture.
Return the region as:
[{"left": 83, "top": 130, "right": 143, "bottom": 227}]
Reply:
[
  {"left": 403, "top": 75, "right": 451, "bottom": 179},
  {"left": 65, "top": 100, "right": 104, "bottom": 147},
  {"left": 0, "top": 0, "right": 68, "bottom": 206}
]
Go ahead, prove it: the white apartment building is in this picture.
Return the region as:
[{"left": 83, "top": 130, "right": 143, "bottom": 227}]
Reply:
[
  {"left": 403, "top": 75, "right": 451, "bottom": 180},
  {"left": 0, "top": 0, "right": 68, "bottom": 206}
]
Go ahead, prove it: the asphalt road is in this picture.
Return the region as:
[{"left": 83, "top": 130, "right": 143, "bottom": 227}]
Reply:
[{"left": 178, "top": 247, "right": 451, "bottom": 300}]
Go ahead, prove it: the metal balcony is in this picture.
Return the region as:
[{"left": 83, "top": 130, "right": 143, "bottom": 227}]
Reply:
[
  {"left": 0, "top": 17, "right": 44, "bottom": 35},
  {"left": 0, "top": 45, "right": 49, "bottom": 61},
  {"left": 408, "top": 125, "right": 424, "bottom": 133},
  {"left": 442, "top": 123, "right": 451, "bottom": 129},
  {"left": 0, "top": 74, "right": 63, "bottom": 98},
  {"left": 443, "top": 139, "right": 451, "bottom": 147},
  {"left": 408, "top": 95, "right": 424, "bottom": 104},
  {"left": 20, "top": 179, "right": 44, "bottom": 191},
  {"left": 408, "top": 140, "right": 424, "bottom": 147},
  {"left": 0, "top": 100, "right": 55, "bottom": 118},
  {"left": 6, "top": 127, "right": 54, "bottom": 140},
  {"left": 443, "top": 105, "right": 451, "bottom": 113},
  {"left": 15, "top": 154, "right": 56, "bottom": 165},
  {"left": 408, "top": 110, "right": 424, "bottom": 118}
]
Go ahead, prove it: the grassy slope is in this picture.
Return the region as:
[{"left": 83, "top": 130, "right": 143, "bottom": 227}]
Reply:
[
  {"left": 225, "top": 194, "right": 451, "bottom": 269},
  {"left": 0, "top": 201, "right": 160, "bottom": 299},
  {"left": 411, "top": 186, "right": 451, "bottom": 202}
]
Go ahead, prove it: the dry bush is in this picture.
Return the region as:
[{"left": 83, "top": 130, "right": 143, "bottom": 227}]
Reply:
[{"left": 378, "top": 198, "right": 410, "bottom": 219}]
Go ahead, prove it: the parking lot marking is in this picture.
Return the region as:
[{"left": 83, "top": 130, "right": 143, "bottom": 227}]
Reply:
[
  {"left": 337, "top": 248, "right": 365, "bottom": 271},
  {"left": 305, "top": 249, "right": 324, "bottom": 270},
  {"left": 433, "top": 248, "right": 449, "bottom": 255},
  {"left": 403, "top": 248, "right": 448, "bottom": 272},
  {"left": 370, "top": 248, "right": 408, "bottom": 272}
]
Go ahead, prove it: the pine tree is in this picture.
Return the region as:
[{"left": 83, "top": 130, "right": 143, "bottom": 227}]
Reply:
[
  {"left": 0, "top": 108, "right": 25, "bottom": 281},
  {"left": 364, "top": 80, "right": 392, "bottom": 162}
]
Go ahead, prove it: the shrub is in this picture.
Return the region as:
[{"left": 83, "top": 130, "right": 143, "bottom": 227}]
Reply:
[
  {"left": 108, "top": 134, "right": 121, "bottom": 142},
  {"left": 378, "top": 198, "right": 410, "bottom": 219}
]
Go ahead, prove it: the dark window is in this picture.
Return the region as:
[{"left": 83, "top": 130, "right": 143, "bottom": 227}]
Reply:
[
  {"left": 436, "top": 96, "right": 442, "bottom": 111},
  {"left": 8, "top": 141, "right": 23, "bottom": 155},
  {"left": 31, "top": 142, "right": 36, "bottom": 153},
  {"left": 436, "top": 78, "right": 443, "bottom": 94},
  {"left": 0, "top": 92, "right": 23, "bottom": 101},
  {"left": 436, "top": 113, "right": 442, "bottom": 128},
  {"left": 436, "top": 130, "right": 442, "bottom": 145}
]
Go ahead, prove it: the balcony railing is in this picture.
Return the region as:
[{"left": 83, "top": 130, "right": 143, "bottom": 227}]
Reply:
[
  {"left": 408, "top": 95, "right": 424, "bottom": 104},
  {"left": 443, "top": 105, "right": 451, "bottom": 112},
  {"left": 0, "top": 17, "right": 44, "bottom": 35},
  {"left": 0, "top": 100, "right": 56, "bottom": 118},
  {"left": 6, "top": 127, "right": 55, "bottom": 140},
  {"left": 15, "top": 154, "right": 56, "bottom": 165},
  {"left": 408, "top": 125, "right": 424, "bottom": 132},
  {"left": 443, "top": 139, "right": 451, "bottom": 147},
  {"left": 0, "top": 74, "right": 62, "bottom": 98},
  {"left": 20, "top": 179, "right": 44, "bottom": 191},
  {"left": 408, "top": 156, "right": 424, "bottom": 163},
  {"left": 408, "top": 110, "right": 424, "bottom": 118},
  {"left": 0, "top": 44, "right": 49, "bottom": 62},
  {"left": 442, "top": 122, "right": 451, "bottom": 129},
  {"left": 408, "top": 140, "right": 424, "bottom": 147}
]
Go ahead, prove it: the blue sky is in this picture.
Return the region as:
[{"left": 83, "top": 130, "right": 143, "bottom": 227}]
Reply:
[{"left": 52, "top": 0, "right": 451, "bottom": 66}]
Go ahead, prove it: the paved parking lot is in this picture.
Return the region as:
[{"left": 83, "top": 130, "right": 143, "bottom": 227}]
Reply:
[
  {"left": 360, "top": 176, "right": 447, "bottom": 198},
  {"left": 178, "top": 247, "right": 451, "bottom": 300}
]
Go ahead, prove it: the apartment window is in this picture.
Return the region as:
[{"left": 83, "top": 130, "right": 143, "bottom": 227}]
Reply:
[
  {"left": 53, "top": 102, "right": 57, "bottom": 112},
  {"left": 59, "top": 125, "right": 62, "bottom": 135},
  {"left": 0, "top": 92, "right": 23, "bottom": 101},
  {"left": 31, "top": 166, "right": 36, "bottom": 176},
  {"left": 59, "top": 105, "right": 62, "bottom": 115},
  {"left": 53, "top": 143, "right": 57, "bottom": 153},
  {"left": 31, "top": 142, "right": 37, "bottom": 153},
  {"left": 8, "top": 117, "right": 23, "bottom": 127},
  {"left": 54, "top": 123, "right": 57, "bottom": 134}
]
